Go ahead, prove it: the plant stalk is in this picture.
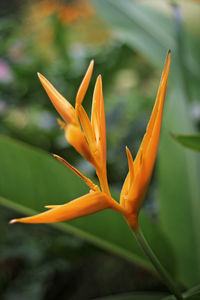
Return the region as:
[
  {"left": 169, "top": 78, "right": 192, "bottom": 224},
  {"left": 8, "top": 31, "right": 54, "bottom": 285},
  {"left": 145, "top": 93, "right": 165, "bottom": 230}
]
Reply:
[{"left": 133, "top": 226, "right": 183, "bottom": 300}]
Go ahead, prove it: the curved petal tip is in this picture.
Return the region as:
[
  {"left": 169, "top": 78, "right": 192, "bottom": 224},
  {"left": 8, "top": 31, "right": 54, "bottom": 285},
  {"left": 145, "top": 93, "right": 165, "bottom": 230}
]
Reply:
[
  {"left": 37, "top": 72, "right": 43, "bottom": 79},
  {"left": 9, "top": 219, "right": 17, "bottom": 224}
]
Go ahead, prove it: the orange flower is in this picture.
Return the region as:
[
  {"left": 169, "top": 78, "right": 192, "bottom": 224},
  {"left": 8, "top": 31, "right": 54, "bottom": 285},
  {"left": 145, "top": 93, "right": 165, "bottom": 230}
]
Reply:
[
  {"left": 10, "top": 52, "right": 171, "bottom": 231},
  {"left": 37, "top": 61, "right": 94, "bottom": 164},
  {"left": 121, "top": 52, "right": 171, "bottom": 229}
]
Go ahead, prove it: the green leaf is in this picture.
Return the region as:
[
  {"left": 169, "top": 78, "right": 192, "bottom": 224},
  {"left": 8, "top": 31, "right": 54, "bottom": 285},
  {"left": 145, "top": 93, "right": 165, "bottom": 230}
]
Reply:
[
  {"left": 171, "top": 133, "right": 200, "bottom": 152},
  {"left": 95, "top": 292, "right": 168, "bottom": 300},
  {"left": 0, "top": 136, "right": 174, "bottom": 274},
  {"left": 158, "top": 84, "right": 200, "bottom": 286},
  {"left": 92, "top": 0, "right": 175, "bottom": 66}
]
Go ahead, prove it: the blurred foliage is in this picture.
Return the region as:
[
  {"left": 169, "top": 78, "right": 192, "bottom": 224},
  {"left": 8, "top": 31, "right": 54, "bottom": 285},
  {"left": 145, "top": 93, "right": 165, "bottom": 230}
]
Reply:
[
  {"left": 2, "top": 207, "right": 165, "bottom": 300},
  {"left": 171, "top": 132, "right": 200, "bottom": 152},
  {"left": 0, "top": 0, "right": 158, "bottom": 191},
  {"left": 1, "top": 0, "right": 200, "bottom": 299}
]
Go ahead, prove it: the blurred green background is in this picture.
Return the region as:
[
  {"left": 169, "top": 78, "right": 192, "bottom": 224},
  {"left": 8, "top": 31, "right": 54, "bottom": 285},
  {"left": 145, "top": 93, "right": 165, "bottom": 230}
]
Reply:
[{"left": 1, "top": 0, "right": 200, "bottom": 299}]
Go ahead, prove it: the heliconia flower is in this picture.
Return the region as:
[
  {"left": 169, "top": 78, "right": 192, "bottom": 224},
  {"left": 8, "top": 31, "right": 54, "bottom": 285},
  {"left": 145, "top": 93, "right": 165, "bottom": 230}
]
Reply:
[
  {"left": 9, "top": 156, "right": 125, "bottom": 224},
  {"left": 77, "top": 74, "right": 110, "bottom": 196},
  {"left": 9, "top": 192, "right": 117, "bottom": 224},
  {"left": 120, "top": 51, "right": 171, "bottom": 230},
  {"left": 38, "top": 63, "right": 111, "bottom": 196},
  {"left": 10, "top": 51, "right": 171, "bottom": 231},
  {"left": 37, "top": 60, "right": 95, "bottom": 164}
]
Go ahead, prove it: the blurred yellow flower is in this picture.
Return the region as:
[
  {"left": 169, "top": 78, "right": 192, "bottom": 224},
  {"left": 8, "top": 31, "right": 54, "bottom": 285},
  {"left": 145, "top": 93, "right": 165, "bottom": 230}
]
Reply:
[
  {"left": 10, "top": 52, "right": 171, "bottom": 231},
  {"left": 59, "top": 0, "right": 94, "bottom": 24},
  {"left": 30, "top": 0, "right": 94, "bottom": 23}
]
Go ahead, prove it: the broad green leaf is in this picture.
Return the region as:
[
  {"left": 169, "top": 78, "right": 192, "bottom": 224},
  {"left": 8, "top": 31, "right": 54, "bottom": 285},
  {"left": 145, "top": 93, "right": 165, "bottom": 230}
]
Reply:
[
  {"left": 171, "top": 133, "right": 200, "bottom": 152},
  {"left": 95, "top": 292, "right": 168, "bottom": 300},
  {"left": 0, "top": 136, "right": 174, "bottom": 274},
  {"left": 92, "top": 0, "right": 175, "bottom": 67},
  {"left": 158, "top": 83, "right": 200, "bottom": 286}
]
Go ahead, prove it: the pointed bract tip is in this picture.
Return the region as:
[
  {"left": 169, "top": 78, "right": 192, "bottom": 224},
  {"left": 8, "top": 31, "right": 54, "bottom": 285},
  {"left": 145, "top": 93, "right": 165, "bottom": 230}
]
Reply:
[
  {"left": 44, "top": 205, "right": 56, "bottom": 209},
  {"left": 52, "top": 153, "right": 62, "bottom": 162},
  {"left": 57, "top": 118, "right": 66, "bottom": 129},
  {"left": 37, "top": 72, "right": 45, "bottom": 82},
  {"left": 37, "top": 72, "right": 42, "bottom": 78},
  {"left": 96, "top": 74, "right": 102, "bottom": 85},
  {"left": 9, "top": 219, "right": 17, "bottom": 224},
  {"left": 168, "top": 49, "right": 171, "bottom": 54},
  {"left": 125, "top": 146, "right": 131, "bottom": 155},
  {"left": 52, "top": 153, "right": 64, "bottom": 164},
  {"left": 125, "top": 147, "right": 134, "bottom": 165}
]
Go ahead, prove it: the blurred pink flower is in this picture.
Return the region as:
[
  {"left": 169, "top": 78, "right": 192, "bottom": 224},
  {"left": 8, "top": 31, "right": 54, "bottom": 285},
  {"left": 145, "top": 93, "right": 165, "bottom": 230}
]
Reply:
[{"left": 0, "top": 60, "right": 12, "bottom": 83}]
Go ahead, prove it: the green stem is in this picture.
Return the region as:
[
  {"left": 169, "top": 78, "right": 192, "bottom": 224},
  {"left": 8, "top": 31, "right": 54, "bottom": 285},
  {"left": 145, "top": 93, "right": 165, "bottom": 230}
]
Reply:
[{"left": 133, "top": 226, "right": 183, "bottom": 300}]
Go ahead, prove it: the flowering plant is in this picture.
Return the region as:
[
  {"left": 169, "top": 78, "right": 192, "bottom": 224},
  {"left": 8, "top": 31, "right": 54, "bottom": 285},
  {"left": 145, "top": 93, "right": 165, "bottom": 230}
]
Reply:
[
  {"left": 10, "top": 51, "right": 189, "bottom": 299},
  {"left": 10, "top": 53, "right": 170, "bottom": 232}
]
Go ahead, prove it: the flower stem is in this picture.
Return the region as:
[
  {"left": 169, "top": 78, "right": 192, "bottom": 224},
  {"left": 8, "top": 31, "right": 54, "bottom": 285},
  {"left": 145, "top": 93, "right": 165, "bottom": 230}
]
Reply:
[{"left": 133, "top": 226, "right": 183, "bottom": 300}]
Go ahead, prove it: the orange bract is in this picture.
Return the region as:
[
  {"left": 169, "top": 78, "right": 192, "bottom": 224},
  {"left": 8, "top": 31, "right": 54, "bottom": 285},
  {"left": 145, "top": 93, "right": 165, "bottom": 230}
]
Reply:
[
  {"left": 121, "top": 51, "right": 171, "bottom": 229},
  {"left": 38, "top": 60, "right": 94, "bottom": 164},
  {"left": 10, "top": 52, "right": 171, "bottom": 231},
  {"left": 10, "top": 192, "right": 110, "bottom": 224},
  {"left": 53, "top": 154, "right": 100, "bottom": 192}
]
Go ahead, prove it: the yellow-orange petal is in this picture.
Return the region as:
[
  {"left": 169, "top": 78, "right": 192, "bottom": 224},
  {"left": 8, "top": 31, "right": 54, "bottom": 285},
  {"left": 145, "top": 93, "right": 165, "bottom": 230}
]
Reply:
[
  {"left": 125, "top": 147, "right": 134, "bottom": 190},
  {"left": 91, "top": 76, "right": 101, "bottom": 145},
  {"left": 38, "top": 73, "right": 75, "bottom": 124},
  {"left": 57, "top": 118, "right": 67, "bottom": 129},
  {"left": 75, "top": 60, "right": 94, "bottom": 107},
  {"left": 133, "top": 51, "right": 171, "bottom": 173},
  {"left": 120, "top": 173, "right": 129, "bottom": 208},
  {"left": 125, "top": 158, "right": 146, "bottom": 216},
  {"left": 56, "top": 119, "right": 94, "bottom": 163},
  {"left": 53, "top": 154, "right": 99, "bottom": 191},
  {"left": 91, "top": 75, "right": 106, "bottom": 164},
  {"left": 78, "top": 105, "right": 96, "bottom": 153},
  {"left": 9, "top": 192, "right": 110, "bottom": 224},
  {"left": 135, "top": 52, "right": 170, "bottom": 190},
  {"left": 121, "top": 51, "right": 171, "bottom": 215},
  {"left": 66, "top": 124, "right": 94, "bottom": 163},
  {"left": 120, "top": 147, "right": 134, "bottom": 207},
  {"left": 90, "top": 75, "right": 111, "bottom": 196}
]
